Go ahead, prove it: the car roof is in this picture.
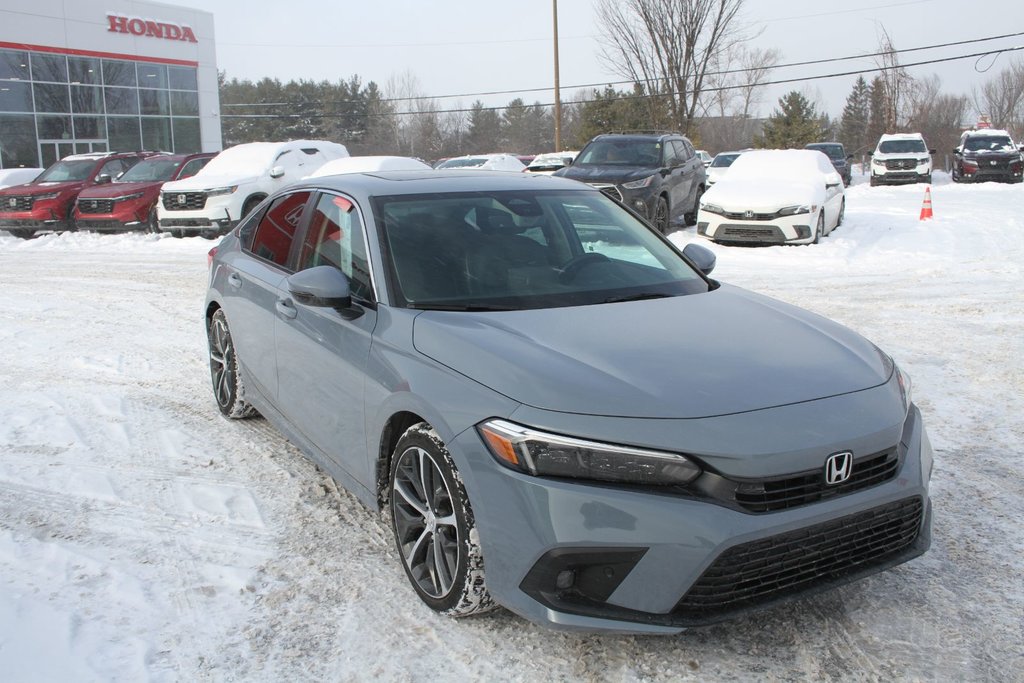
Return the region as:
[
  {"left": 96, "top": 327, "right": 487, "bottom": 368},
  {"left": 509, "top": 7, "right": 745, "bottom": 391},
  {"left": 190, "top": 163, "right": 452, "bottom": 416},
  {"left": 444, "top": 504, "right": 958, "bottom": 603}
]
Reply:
[
  {"left": 298, "top": 169, "right": 589, "bottom": 195},
  {"left": 878, "top": 133, "right": 925, "bottom": 141},
  {"left": 592, "top": 132, "right": 682, "bottom": 142},
  {"left": 961, "top": 128, "right": 1013, "bottom": 138}
]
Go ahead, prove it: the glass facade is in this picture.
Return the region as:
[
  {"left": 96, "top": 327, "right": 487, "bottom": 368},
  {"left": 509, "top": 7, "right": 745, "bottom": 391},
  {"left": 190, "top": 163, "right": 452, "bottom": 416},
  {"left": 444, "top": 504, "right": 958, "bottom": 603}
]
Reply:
[{"left": 0, "top": 48, "right": 201, "bottom": 169}]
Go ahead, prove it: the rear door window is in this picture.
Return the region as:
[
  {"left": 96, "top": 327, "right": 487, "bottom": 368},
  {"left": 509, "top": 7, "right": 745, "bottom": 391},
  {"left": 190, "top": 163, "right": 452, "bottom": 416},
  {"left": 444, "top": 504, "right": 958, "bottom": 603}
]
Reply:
[{"left": 245, "top": 191, "right": 312, "bottom": 268}]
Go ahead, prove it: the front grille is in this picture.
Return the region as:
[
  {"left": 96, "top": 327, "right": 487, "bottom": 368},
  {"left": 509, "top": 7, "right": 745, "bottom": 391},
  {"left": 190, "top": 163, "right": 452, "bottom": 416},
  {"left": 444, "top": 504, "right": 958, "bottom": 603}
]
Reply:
[
  {"left": 675, "top": 497, "right": 923, "bottom": 616},
  {"left": 722, "top": 210, "right": 780, "bottom": 221},
  {"left": 2, "top": 195, "right": 35, "bottom": 212},
  {"left": 589, "top": 184, "right": 623, "bottom": 202},
  {"left": 162, "top": 191, "right": 207, "bottom": 211},
  {"left": 720, "top": 224, "right": 785, "bottom": 241},
  {"left": 77, "top": 199, "right": 114, "bottom": 214},
  {"left": 733, "top": 448, "right": 900, "bottom": 512},
  {"left": 159, "top": 218, "right": 216, "bottom": 227},
  {"left": 885, "top": 159, "right": 918, "bottom": 170}
]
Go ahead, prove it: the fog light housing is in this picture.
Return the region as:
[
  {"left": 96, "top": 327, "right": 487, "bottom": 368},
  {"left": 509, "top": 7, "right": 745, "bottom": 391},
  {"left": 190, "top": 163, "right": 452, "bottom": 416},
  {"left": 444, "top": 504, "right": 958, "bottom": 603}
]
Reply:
[
  {"left": 697, "top": 222, "right": 709, "bottom": 235},
  {"left": 792, "top": 225, "right": 811, "bottom": 239}
]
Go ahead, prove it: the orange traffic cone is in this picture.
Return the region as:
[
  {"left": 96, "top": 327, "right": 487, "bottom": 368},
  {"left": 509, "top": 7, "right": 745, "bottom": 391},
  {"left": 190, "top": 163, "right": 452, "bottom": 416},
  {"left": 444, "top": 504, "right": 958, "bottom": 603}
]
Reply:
[{"left": 919, "top": 186, "right": 933, "bottom": 221}]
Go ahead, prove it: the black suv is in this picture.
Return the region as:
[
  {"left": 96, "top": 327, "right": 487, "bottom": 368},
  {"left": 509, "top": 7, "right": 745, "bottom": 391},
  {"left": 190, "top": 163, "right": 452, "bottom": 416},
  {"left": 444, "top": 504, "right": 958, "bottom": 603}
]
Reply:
[
  {"left": 952, "top": 130, "right": 1023, "bottom": 183},
  {"left": 806, "top": 142, "right": 853, "bottom": 186},
  {"left": 553, "top": 132, "right": 706, "bottom": 233}
]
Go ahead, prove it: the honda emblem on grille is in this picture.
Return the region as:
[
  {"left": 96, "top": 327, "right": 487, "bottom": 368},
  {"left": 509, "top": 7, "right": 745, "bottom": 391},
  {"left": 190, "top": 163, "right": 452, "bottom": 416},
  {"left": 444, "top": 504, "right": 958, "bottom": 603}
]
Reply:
[
  {"left": 744, "top": 210, "right": 754, "bottom": 219},
  {"left": 177, "top": 194, "right": 186, "bottom": 204},
  {"left": 8, "top": 198, "right": 15, "bottom": 207},
  {"left": 824, "top": 451, "right": 853, "bottom": 485}
]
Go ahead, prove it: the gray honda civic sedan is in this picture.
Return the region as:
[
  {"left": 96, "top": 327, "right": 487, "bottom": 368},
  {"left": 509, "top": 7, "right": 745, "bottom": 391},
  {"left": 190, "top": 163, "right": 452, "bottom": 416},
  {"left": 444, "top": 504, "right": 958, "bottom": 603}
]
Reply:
[{"left": 204, "top": 170, "right": 931, "bottom": 634}]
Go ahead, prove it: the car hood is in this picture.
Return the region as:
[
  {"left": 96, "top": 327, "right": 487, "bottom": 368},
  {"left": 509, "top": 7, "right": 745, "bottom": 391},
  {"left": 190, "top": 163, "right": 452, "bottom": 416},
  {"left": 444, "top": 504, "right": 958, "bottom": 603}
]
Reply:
[
  {"left": 704, "top": 178, "right": 823, "bottom": 211},
  {"left": 557, "top": 165, "right": 661, "bottom": 185},
  {"left": 0, "top": 180, "right": 83, "bottom": 196},
  {"left": 78, "top": 181, "right": 161, "bottom": 198},
  {"left": 412, "top": 285, "right": 890, "bottom": 418},
  {"left": 162, "top": 174, "right": 259, "bottom": 192},
  {"left": 962, "top": 150, "right": 1019, "bottom": 160}
]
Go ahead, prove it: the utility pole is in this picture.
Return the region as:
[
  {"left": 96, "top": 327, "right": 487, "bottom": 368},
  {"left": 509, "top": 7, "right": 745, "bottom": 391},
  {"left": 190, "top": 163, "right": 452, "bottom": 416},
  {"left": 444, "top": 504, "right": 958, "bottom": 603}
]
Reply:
[{"left": 553, "top": 0, "right": 562, "bottom": 152}]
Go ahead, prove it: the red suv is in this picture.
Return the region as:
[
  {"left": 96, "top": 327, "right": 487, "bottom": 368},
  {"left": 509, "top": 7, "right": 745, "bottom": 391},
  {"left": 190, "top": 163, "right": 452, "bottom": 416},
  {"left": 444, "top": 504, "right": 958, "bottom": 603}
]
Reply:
[
  {"left": 0, "top": 151, "right": 158, "bottom": 239},
  {"left": 75, "top": 152, "right": 216, "bottom": 233}
]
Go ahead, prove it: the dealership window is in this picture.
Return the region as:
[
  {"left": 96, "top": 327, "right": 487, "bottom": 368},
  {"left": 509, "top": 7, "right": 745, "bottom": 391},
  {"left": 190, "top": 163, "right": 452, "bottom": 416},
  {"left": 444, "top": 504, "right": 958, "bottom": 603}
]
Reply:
[
  {"left": 142, "top": 118, "right": 172, "bottom": 151},
  {"left": 0, "top": 114, "right": 37, "bottom": 168},
  {"left": 102, "top": 60, "right": 136, "bottom": 88},
  {"left": 68, "top": 57, "right": 101, "bottom": 85},
  {"left": 0, "top": 49, "right": 31, "bottom": 81},
  {"left": 33, "top": 83, "right": 69, "bottom": 113},
  {"left": 1, "top": 48, "right": 202, "bottom": 165},
  {"left": 30, "top": 53, "right": 68, "bottom": 83},
  {"left": 0, "top": 81, "right": 33, "bottom": 112}
]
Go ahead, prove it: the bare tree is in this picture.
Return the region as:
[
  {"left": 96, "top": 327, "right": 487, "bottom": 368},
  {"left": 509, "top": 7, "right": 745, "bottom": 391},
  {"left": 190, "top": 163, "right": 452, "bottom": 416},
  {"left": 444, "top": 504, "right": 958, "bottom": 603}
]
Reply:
[
  {"left": 596, "top": 0, "right": 750, "bottom": 135},
  {"left": 873, "top": 26, "right": 914, "bottom": 130},
  {"left": 905, "top": 75, "right": 969, "bottom": 163},
  {"left": 974, "top": 57, "right": 1024, "bottom": 135},
  {"left": 696, "top": 44, "right": 777, "bottom": 152}
]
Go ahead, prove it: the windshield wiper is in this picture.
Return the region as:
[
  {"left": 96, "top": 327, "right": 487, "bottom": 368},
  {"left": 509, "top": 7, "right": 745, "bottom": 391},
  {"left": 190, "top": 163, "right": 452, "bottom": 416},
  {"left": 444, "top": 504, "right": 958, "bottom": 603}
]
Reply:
[
  {"left": 408, "top": 302, "right": 519, "bottom": 312},
  {"left": 602, "top": 292, "right": 673, "bottom": 304}
]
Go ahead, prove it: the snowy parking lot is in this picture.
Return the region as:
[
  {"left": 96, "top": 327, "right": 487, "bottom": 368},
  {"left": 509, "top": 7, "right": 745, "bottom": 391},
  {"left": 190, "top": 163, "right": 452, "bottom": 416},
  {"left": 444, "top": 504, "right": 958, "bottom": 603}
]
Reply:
[{"left": 1, "top": 173, "right": 1022, "bottom": 681}]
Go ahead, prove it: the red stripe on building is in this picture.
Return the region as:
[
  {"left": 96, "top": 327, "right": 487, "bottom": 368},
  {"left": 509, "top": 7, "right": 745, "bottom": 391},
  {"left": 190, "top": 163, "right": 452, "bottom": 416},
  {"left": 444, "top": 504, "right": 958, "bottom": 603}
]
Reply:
[{"left": 0, "top": 41, "right": 198, "bottom": 67}]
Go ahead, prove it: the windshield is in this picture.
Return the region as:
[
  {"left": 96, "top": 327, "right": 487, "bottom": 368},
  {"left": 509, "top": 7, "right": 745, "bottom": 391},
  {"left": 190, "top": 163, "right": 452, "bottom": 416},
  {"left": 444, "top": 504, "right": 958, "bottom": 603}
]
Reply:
[
  {"left": 878, "top": 139, "right": 927, "bottom": 154},
  {"left": 963, "top": 135, "right": 1014, "bottom": 152},
  {"left": 576, "top": 140, "right": 663, "bottom": 167},
  {"left": 806, "top": 144, "right": 844, "bottom": 160},
  {"left": 35, "top": 159, "right": 97, "bottom": 183},
  {"left": 202, "top": 146, "right": 273, "bottom": 175},
  {"left": 374, "top": 189, "right": 707, "bottom": 310},
  {"left": 437, "top": 158, "right": 488, "bottom": 169},
  {"left": 710, "top": 153, "right": 740, "bottom": 168},
  {"left": 116, "top": 158, "right": 182, "bottom": 182}
]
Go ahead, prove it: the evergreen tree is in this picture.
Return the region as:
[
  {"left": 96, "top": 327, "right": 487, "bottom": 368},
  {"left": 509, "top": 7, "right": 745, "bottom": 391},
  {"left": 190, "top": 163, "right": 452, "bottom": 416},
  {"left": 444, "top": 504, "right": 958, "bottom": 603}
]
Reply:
[
  {"left": 466, "top": 101, "right": 502, "bottom": 153},
  {"left": 838, "top": 76, "right": 870, "bottom": 154},
  {"left": 866, "top": 76, "right": 888, "bottom": 147},
  {"left": 757, "top": 91, "right": 823, "bottom": 148}
]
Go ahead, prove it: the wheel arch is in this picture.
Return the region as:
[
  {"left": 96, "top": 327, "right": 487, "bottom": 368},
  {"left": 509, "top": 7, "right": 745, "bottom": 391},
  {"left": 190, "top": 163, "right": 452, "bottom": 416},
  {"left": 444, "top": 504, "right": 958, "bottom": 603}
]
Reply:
[{"left": 376, "top": 410, "right": 430, "bottom": 507}]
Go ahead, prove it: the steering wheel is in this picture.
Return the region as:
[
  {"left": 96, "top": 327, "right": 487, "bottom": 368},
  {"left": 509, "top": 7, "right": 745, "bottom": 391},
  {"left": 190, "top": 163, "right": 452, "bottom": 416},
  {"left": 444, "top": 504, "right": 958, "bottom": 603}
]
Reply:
[{"left": 558, "top": 251, "right": 610, "bottom": 283}]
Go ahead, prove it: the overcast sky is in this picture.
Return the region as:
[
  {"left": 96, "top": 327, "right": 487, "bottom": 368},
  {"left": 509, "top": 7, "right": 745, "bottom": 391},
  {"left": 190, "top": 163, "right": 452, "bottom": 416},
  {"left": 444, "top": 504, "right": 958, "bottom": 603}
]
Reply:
[{"left": 172, "top": 0, "right": 1022, "bottom": 121}]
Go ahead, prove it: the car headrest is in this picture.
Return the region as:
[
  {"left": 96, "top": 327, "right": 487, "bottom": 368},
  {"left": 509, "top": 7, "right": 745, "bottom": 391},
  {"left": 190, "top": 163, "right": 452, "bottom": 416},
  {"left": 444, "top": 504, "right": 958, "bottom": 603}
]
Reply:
[{"left": 475, "top": 207, "right": 520, "bottom": 235}]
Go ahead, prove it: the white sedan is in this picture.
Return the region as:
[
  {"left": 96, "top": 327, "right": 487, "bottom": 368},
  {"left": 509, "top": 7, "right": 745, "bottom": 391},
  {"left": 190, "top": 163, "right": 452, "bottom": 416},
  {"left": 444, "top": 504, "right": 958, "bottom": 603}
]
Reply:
[
  {"left": 435, "top": 154, "right": 526, "bottom": 172},
  {"left": 697, "top": 149, "right": 845, "bottom": 245}
]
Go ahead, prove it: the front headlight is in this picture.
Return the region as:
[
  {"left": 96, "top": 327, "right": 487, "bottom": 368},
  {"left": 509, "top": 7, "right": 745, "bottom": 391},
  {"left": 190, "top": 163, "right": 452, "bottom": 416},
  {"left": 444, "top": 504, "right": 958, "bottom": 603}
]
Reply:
[
  {"left": 478, "top": 419, "right": 701, "bottom": 486},
  {"left": 34, "top": 192, "right": 61, "bottom": 200},
  {"left": 621, "top": 175, "right": 655, "bottom": 190},
  {"left": 206, "top": 185, "right": 238, "bottom": 197},
  {"left": 896, "top": 363, "right": 913, "bottom": 412},
  {"left": 700, "top": 202, "right": 726, "bottom": 215},
  {"left": 113, "top": 192, "right": 145, "bottom": 202},
  {"left": 778, "top": 204, "right": 815, "bottom": 216},
  {"left": 872, "top": 158, "right": 884, "bottom": 167}
]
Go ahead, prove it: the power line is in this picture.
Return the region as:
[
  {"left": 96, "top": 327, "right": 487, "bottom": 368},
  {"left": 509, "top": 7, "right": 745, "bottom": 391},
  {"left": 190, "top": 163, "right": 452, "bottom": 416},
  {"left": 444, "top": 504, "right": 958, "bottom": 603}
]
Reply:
[
  {"left": 221, "top": 30, "right": 1024, "bottom": 108},
  {"left": 220, "top": 44, "right": 1024, "bottom": 121}
]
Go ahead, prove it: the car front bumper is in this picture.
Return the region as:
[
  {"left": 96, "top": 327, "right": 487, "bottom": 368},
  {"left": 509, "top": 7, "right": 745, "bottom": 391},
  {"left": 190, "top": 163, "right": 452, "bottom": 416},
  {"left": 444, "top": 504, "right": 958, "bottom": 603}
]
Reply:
[
  {"left": 697, "top": 210, "right": 818, "bottom": 245},
  {"left": 452, "top": 398, "right": 932, "bottom": 634},
  {"left": 158, "top": 193, "right": 240, "bottom": 233}
]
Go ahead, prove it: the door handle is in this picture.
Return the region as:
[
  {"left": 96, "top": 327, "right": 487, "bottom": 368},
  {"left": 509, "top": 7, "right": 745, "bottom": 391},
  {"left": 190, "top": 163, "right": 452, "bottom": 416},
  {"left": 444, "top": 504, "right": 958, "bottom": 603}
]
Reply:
[
  {"left": 275, "top": 298, "right": 298, "bottom": 320},
  {"left": 227, "top": 273, "right": 242, "bottom": 288}
]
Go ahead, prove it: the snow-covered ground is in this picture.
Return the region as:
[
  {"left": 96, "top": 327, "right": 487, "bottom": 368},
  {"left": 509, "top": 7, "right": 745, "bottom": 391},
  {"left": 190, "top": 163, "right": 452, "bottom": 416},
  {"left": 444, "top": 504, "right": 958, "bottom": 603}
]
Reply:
[{"left": 1, "top": 172, "right": 1021, "bottom": 681}]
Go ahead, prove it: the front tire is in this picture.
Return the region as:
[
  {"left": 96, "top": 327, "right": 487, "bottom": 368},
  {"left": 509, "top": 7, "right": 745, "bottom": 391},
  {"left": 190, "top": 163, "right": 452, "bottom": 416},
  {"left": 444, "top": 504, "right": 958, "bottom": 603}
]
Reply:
[
  {"left": 812, "top": 212, "right": 824, "bottom": 244},
  {"left": 147, "top": 208, "right": 160, "bottom": 234},
  {"left": 208, "top": 309, "right": 257, "bottom": 418},
  {"left": 835, "top": 198, "right": 845, "bottom": 230},
  {"left": 652, "top": 196, "right": 669, "bottom": 234},
  {"left": 9, "top": 228, "right": 35, "bottom": 239},
  {"left": 389, "top": 423, "right": 495, "bottom": 616}
]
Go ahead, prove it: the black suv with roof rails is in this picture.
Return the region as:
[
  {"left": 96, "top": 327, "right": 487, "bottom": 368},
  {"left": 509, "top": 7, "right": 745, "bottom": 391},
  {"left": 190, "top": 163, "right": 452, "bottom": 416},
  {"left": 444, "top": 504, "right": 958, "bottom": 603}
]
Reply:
[
  {"left": 553, "top": 131, "right": 707, "bottom": 234},
  {"left": 952, "top": 129, "right": 1023, "bottom": 184}
]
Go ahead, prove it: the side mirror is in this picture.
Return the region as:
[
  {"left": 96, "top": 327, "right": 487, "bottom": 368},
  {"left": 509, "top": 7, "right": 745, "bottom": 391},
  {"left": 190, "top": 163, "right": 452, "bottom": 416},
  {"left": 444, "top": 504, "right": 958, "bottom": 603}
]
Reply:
[
  {"left": 928, "top": 149, "right": 936, "bottom": 154},
  {"left": 285, "top": 265, "right": 360, "bottom": 316},
  {"left": 846, "top": 154, "right": 854, "bottom": 160},
  {"left": 95, "top": 174, "right": 112, "bottom": 184},
  {"left": 682, "top": 243, "right": 716, "bottom": 276},
  {"left": 269, "top": 165, "right": 286, "bottom": 179},
  {"left": 825, "top": 172, "right": 842, "bottom": 187}
]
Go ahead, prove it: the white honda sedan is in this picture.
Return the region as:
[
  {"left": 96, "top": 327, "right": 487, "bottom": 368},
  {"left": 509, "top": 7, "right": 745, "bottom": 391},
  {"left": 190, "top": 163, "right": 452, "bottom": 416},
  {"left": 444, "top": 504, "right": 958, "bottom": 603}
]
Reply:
[{"left": 697, "top": 149, "right": 845, "bottom": 245}]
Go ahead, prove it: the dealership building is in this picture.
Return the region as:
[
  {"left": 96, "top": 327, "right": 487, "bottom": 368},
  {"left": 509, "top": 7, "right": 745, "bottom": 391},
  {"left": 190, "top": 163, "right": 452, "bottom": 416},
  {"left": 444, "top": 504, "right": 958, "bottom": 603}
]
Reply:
[{"left": 0, "top": 1, "right": 220, "bottom": 169}]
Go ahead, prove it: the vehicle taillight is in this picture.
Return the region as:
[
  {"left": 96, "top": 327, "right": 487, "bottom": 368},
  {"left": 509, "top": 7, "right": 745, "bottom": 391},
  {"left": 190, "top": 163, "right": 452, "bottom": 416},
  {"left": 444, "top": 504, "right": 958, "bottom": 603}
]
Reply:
[{"left": 208, "top": 246, "right": 218, "bottom": 268}]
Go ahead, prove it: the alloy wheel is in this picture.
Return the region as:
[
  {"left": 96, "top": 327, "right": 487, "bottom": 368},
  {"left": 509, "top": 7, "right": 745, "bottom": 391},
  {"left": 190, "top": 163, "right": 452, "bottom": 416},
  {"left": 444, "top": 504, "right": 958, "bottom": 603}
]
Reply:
[
  {"left": 391, "top": 446, "right": 461, "bottom": 599},
  {"left": 208, "top": 315, "right": 235, "bottom": 410}
]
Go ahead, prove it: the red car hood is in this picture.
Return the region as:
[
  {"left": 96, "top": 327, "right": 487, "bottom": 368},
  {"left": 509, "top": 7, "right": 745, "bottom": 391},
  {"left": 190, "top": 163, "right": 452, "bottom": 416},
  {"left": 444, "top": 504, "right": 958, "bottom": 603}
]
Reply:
[
  {"left": 78, "top": 181, "right": 160, "bottom": 198},
  {"left": 0, "top": 180, "right": 84, "bottom": 196}
]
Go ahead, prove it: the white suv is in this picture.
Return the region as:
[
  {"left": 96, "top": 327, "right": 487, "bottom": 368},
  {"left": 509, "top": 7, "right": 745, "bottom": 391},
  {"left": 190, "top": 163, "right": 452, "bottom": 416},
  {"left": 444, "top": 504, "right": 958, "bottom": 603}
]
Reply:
[
  {"left": 869, "top": 133, "right": 934, "bottom": 186},
  {"left": 158, "top": 140, "right": 348, "bottom": 236}
]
